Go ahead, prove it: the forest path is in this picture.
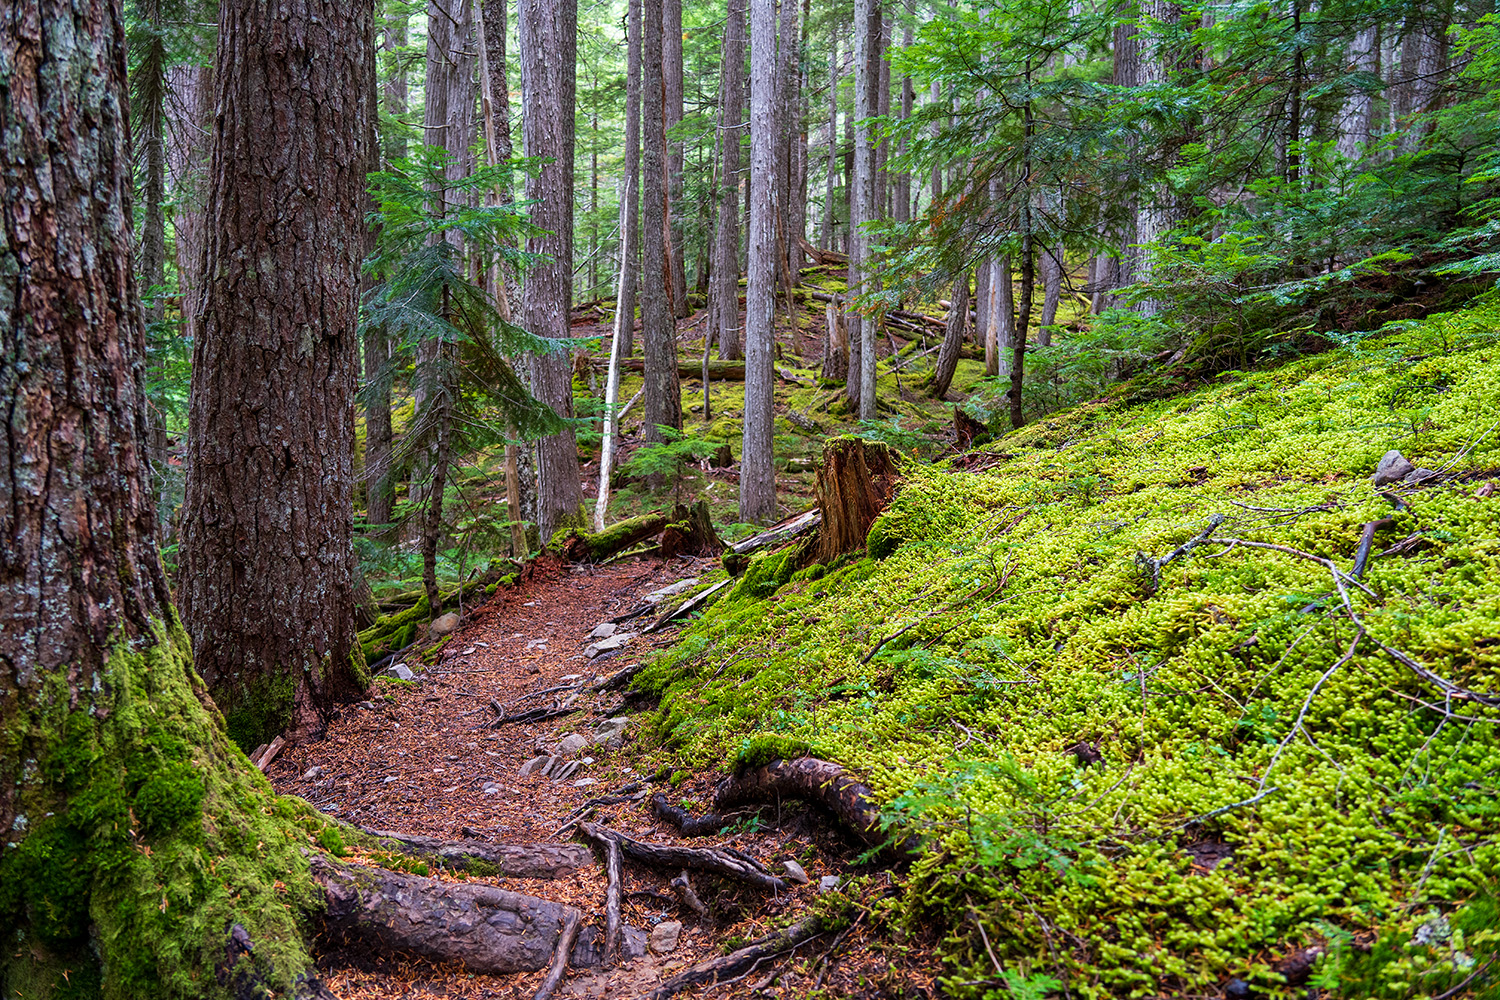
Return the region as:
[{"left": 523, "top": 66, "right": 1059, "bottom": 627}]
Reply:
[{"left": 264, "top": 554, "right": 864, "bottom": 999}]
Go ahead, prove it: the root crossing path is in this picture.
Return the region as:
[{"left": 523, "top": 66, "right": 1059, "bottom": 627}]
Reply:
[{"left": 264, "top": 555, "right": 893, "bottom": 999}]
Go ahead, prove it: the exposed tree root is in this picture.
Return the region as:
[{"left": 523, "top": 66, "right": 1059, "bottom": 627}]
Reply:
[
  {"left": 532, "top": 907, "right": 582, "bottom": 1000},
  {"left": 670, "top": 870, "right": 710, "bottom": 922},
  {"left": 655, "top": 757, "right": 920, "bottom": 856},
  {"left": 357, "top": 828, "right": 592, "bottom": 878},
  {"left": 647, "top": 915, "right": 825, "bottom": 1000},
  {"left": 578, "top": 820, "right": 786, "bottom": 891},
  {"left": 312, "top": 855, "right": 578, "bottom": 974}
]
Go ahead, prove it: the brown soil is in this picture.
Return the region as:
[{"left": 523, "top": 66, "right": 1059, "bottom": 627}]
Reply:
[{"left": 268, "top": 553, "right": 933, "bottom": 999}]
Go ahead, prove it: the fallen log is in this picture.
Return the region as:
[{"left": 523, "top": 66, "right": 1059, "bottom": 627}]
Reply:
[
  {"left": 729, "top": 508, "right": 822, "bottom": 555},
  {"left": 798, "top": 235, "right": 848, "bottom": 267},
  {"left": 644, "top": 578, "right": 733, "bottom": 634},
  {"left": 591, "top": 660, "right": 646, "bottom": 691},
  {"left": 577, "top": 820, "right": 786, "bottom": 891},
  {"left": 312, "top": 855, "right": 577, "bottom": 974},
  {"left": 559, "top": 511, "right": 668, "bottom": 563},
  {"left": 648, "top": 916, "right": 826, "bottom": 1000},
  {"left": 357, "top": 829, "right": 593, "bottom": 879},
  {"left": 620, "top": 358, "right": 746, "bottom": 381}
]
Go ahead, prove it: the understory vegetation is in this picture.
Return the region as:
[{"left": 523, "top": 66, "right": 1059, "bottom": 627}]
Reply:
[{"left": 640, "top": 297, "right": 1500, "bottom": 998}]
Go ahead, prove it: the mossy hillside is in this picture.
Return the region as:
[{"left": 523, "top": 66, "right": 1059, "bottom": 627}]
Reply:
[
  {"left": 1, "top": 620, "right": 338, "bottom": 999},
  {"left": 640, "top": 300, "right": 1500, "bottom": 997}
]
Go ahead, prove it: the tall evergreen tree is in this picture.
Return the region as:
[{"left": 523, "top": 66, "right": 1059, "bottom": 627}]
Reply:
[
  {"left": 742, "top": 0, "right": 778, "bottom": 523},
  {"left": 179, "top": 0, "right": 374, "bottom": 748}
]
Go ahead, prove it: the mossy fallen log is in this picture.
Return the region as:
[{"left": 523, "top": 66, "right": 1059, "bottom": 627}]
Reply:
[
  {"left": 619, "top": 358, "right": 746, "bottom": 381},
  {"left": 558, "top": 512, "right": 668, "bottom": 562}
]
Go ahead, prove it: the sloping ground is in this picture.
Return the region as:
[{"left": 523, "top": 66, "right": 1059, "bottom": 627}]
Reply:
[{"left": 640, "top": 297, "right": 1500, "bottom": 998}]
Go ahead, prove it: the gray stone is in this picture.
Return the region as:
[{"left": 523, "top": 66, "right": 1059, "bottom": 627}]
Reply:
[
  {"left": 585, "top": 633, "right": 636, "bottom": 659},
  {"left": 302, "top": 766, "right": 325, "bottom": 781},
  {"left": 818, "top": 875, "right": 842, "bottom": 894},
  {"left": 594, "top": 716, "right": 631, "bottom": 743},
  {"left": 1373, "top": 450, "right": 1415, "bottom": 486},
  {"left": 430, "top": 612, "right": 461, "bottom": 636},
  {"left": 589, "top": 622, "right": 618, "bottom": 639},
  {"left": 649, "top": 921, "right": 683, "bottom": 954},
  {"left": 573, "top": 777, "right": 597, "bottom": 788},
  {"left": 383, "top": 776, "right": 400, "bottom": 784},
  {"left": 519, "top": 756, "right": 553, "bottom": 777},
  {"left": 642, "top": 578, "right": 699, "bottom": 604},
  {"left": 381, "top": 662, "right": 415, "bottom": 681},
  {"left": 552, "top": 760, "right": 582, "bottom": 781},
  {"left": 782, "top": 860, "right": 809, "bottom": 884},
  {"left": 622, "top": 925, "right": 649, "bottom": 959},
  {"left": 558, "top": 733, "right": 590, "bottom": 758},
  {"left": 1405, "top": 467, "right": 1438, "bottom": 484}
]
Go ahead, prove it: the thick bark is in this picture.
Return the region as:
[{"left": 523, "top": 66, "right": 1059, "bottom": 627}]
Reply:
[
  {"left": 812, "top": 438, "right": 901, "bottom": 563},
  {"left": 1395, "top": 8, "right": 1451, "bottom": 153},
  {"left": 823, "top": 27, "right": 838, "bottom": 248},
  {"left": 641, "top": 0, "right": 681, "bottom": 448},
  {"left": 658, "top": 500, "right": 727, "bottom": 559},
  {"left": 0, "top": 5, "right": 331, "bottom": 991},
  {"left": 665, "top": 0, "right": 689, "bottom": 317},
  {"left": 741, "top": 0, "right": 778, "bottom": 524},
  {"left": 930, "top": 272, "right": 968, "bottom": 398},
  {"left": 713, "top": 0, "right": 746, "bottom": 360},
  {"left": 520, "top": 0, "right": 585, "bottom": 540},
  {"left": 774, "top": 0, "right": 800, "bottom": 287},
  {"left": 1132, "top": 0, "right": 1177, "bottom": 315},
  {"left": 894, "top": 14, "right": 914, "bottom": 224},
  {"left": 180, "top": 0, "right": 373, "bottom": 749},
  {"left": 1337, "top": 26, "right": 1380, "bottom": 161},
  {"left": 314, "top": 855, "right": 580, "bottom": 974}
]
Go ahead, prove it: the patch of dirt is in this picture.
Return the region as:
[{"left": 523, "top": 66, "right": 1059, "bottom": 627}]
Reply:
[{"left": 271, "top": 553, "right": 929, "bottom": 999}]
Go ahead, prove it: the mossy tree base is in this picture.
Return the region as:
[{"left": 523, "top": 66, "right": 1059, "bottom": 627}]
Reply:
[{"left": 811, "top": 437, "right": 902, "bottom": 564}]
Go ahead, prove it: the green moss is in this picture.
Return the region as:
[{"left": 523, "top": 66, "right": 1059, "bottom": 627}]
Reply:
[
  {"left": 217, "top": 670, "right": 295, "bottom": 754},
  {"left": 732, "top": 735, "right": 814, "bottom": 772},
  {"left": 637, "top": 299, "right": 1500, "bottom": 998},
  {"left": 1, "top": 618, "right": 328, "bottom": 999},
  {"left": 865, "top": 512, "right": 903, "bottom": 560}
]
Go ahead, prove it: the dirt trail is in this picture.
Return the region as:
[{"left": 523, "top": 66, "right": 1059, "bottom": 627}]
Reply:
[{"left": 265, "top": 554, "right": 901, "bottom": 999}]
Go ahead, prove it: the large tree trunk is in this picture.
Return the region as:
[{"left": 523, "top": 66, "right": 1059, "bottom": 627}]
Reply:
[
  {"left": 641, "top": 0, "right": 682, "bottom": 451},
  {"left": 0, "top": 4, "right": 332, "bottom": 990},
  {"left": 520, "top": 0, "right": 586, "bottom": 541},
  {"left": 713, "top": 0, "right": 746, "bottom": 360},
  {"left": 165, "top": 61, "right": 214, "bottom": 346},
  {"left": 180, "top": 0, "right": 373, "bottom": 750},
  {"left": 930, "top": 272, "right": 969, "bottom": 398},
  {"left": 1337, "top": 26, "right": 1380, "bottom": 161},
  {"left": 1132, "top": 0, "right": 1177, "bottom": 316},
  {"left": 664, "top": 0, "right": 690, "bottom": 318},
  {"left": 823, "top": 26, "right": 839, "bottom": 249},
  {"left": 741, "top": 0, "right": 778, "bottom": 524}
]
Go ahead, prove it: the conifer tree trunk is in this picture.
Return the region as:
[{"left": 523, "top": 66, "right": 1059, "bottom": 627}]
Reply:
[
  {"left": 823, "top": 25, "right": 838, "bottom": 248},
  {"left": 714, "top": 0, "right": 747, "bottom": 360},
  {"left": 1132, "top": 0, "right": 1177, "bottom": 315},
  {"left": 520, "top": 0, "right": 585, "bottom": 540},
  {"left": 741, "top": 0, "right": 778, "bottom": 523},
  {"left": 366, "top": 8, "right": 408, "bottom": 535},
  {"left": 614, "top": 0, "right": 642, "bottom": 358},
  {"left": 850, "top": 0, "right": 881, "bottom": 419},
  {"left": 1, "top": 6, "right": 335, "bottom": 989},
  {"left": 893, "top": 12, "right": 913, "bottom": 224},
  {"left": 641, "top": 0, "right": 682, "bottom": 447},
  {"left": 165, "top": 61, "right": 213, "bottom": 345},
  {"left": 1337, "top": 26, "right": 1380, "bottom": 161},
  {"left": 775, "top": 0, "right": 800, "bottom": 288},
  {"left": 180, "top": 0, "right": 374, "bottom": 749},
  {"left": 665, "top": 0, "right": 690, "bottom": 317},
  {"left": 930, "top": 272, "right": 968, "bottom": 398}
]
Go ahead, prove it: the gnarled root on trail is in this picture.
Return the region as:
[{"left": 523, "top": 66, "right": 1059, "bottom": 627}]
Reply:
[
  {"left": 648, "top": 915, "right": 826, "bottom": 1000},
  {"left": 311, "top": 855, "right": 580, "bottom": 975},
  {"left": 655, "top": 757, "right": 921, "bottom": 857},
  {"left": 578, "top": 820, "right": 786, "bottom": 891},
  {"left": 357, "top": 828, "right": 592, "bottom": 878}
]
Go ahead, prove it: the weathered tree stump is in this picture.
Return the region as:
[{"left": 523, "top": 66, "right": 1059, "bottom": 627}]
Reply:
[
  {"left": 811, "top": 438, "right": 902, "bottom": 564},
  {"left": 312, "top": 856, "right": 577, "bottom": 974},
  {"left": 659, "top": 501, "right": 725, "bottom": 559}
]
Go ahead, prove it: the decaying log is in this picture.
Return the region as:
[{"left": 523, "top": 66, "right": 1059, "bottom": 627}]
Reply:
[
  {"left": 822, "top": 302, "right": 849, "bottom": 382},
  {"left": 312, "top": 855, "right": 575, "bottom": 974},
  {"left": 722, "top": 508, "right": 823, "bottom": 575},
  {"left": 659, "top": 500, "right": 725, "bottom": 559},
  {"left": 577, "top": 820, "right": 786, "bottom": 891},
  {"left": 620, "top": 357, "right": 747, "bottom": 381},
  {"left": 591, "top": 660, "right": 646, "bottom": 691},
  {"left": 559, "top": 512, "right": 668, "bottom": 563},
  {"left": 649, "top": 916, "right": 826, "bottom": 1000},
  {"left": 358, "top": 828, "right": 593, "bottom": 878},
  {"left": 532, "top": 907, "right": 582, "bottom": 1000},
  {"left": 811, "top": 438, "right": 902, "bottom": 564},
  {"left": 799, "top": 235, "right": 848, "bottom": 267},
  {"left": 954, "top": 406, "right": 989, "bottom": 449}
]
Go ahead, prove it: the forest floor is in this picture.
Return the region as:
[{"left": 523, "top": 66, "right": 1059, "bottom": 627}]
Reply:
[{"left": 271, "top": 553, "right": 928, "bottom": 999}]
